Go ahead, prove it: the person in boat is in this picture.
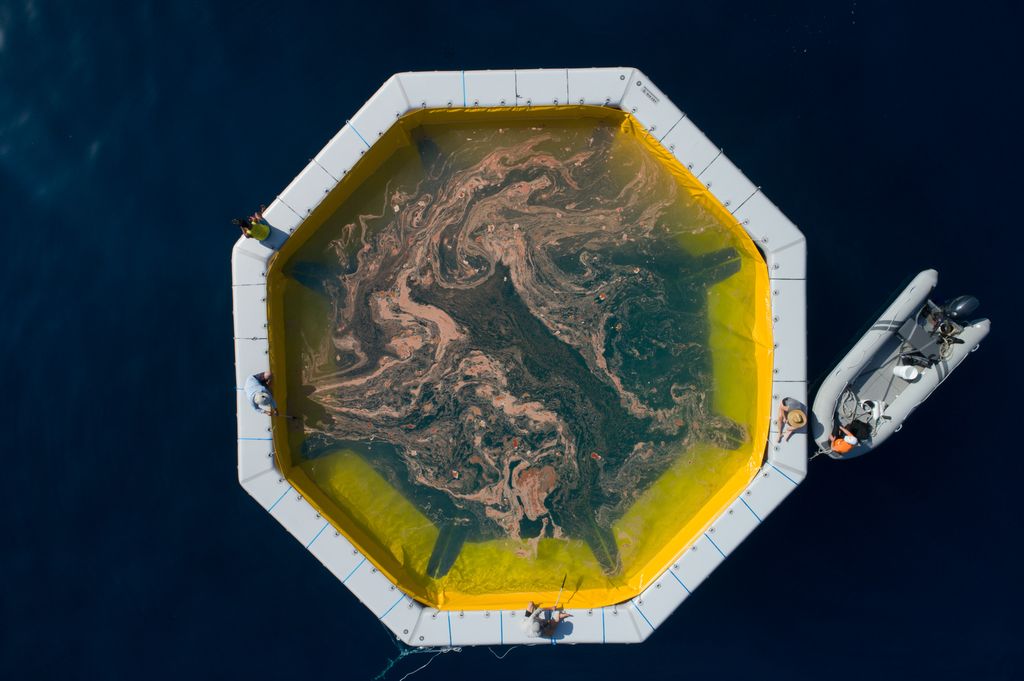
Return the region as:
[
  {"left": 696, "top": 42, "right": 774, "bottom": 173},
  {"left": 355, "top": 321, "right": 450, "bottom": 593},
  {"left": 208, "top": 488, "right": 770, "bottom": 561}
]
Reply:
[
  {"left": 245, "top": 371, "right": 278, "bottom": 416},
  {"left": 520, "top": 601, "right": 572, "bottom": 638},
  {"left": 234, "top": 204, "right": 271, "bottom": 241},
  {"left": 776, "top": 397, "right": 808, "bottom": 442},
  {"left": 827, "top": 417, "right": 868, "bottom": 454}
]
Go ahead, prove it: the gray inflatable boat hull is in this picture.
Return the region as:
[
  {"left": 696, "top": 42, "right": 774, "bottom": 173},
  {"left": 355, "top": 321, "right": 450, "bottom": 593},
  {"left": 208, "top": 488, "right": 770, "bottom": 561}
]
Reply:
[{"left": 811, "top": 269, "right": 990, "bottom": 459}]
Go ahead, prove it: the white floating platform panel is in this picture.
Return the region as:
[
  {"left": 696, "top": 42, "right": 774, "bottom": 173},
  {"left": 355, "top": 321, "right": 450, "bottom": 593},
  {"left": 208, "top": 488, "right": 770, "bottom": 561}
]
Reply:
[{"left": 231, "top": 68, "right": 808, "bottom": 647}]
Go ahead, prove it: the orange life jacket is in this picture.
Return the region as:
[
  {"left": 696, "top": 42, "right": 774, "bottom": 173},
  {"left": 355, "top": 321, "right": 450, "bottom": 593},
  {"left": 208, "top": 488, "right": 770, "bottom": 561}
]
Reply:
[{"left": 831, "top": 437, "right": 854, "bottom": 454}]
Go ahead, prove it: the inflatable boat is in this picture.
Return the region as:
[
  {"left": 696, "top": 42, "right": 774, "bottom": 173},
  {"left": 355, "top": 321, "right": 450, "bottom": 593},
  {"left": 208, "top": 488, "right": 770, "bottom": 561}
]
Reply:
[{"left": 811, "top": 269, "right": 990, "bottom": 459}]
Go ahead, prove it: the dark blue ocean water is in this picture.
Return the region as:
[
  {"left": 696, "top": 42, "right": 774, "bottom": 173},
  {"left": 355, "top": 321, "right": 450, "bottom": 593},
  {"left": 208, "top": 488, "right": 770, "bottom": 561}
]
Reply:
[{"left": 3, "top": 1, "right": 1021, "bottom": 678}]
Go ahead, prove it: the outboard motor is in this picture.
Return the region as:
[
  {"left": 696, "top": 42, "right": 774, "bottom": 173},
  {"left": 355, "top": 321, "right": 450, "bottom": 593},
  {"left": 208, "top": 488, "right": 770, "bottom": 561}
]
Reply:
[{"left": 942, "top": 295, "right": 980, "bottom": 321}]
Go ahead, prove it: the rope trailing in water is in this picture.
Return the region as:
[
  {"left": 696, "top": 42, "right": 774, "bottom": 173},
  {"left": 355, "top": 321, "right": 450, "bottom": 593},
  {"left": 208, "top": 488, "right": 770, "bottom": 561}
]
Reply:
[
  {"left": 370, "top": 615, "right": 526, "bottom": 678},
  {"left": 488, "top": 646, "right": 520, "bottom": 660},
  {"left": 372, "top": 642, "right": 462, "bottom": 680},
  {"left": 373, "top": 617, "right": 462, "bottom": 680}
]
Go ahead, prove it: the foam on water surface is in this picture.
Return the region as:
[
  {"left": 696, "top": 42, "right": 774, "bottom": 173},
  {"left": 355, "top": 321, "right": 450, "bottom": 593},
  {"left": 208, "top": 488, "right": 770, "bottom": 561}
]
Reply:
[{"left": 266, "top": 109, "right": 771, "bottom": 609}]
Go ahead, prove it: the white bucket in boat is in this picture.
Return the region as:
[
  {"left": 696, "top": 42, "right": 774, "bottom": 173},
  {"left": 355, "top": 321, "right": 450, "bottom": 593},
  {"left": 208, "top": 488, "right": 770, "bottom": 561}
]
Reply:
[{"left": 893, "top": 364, "right": 920, "bottom": 381}]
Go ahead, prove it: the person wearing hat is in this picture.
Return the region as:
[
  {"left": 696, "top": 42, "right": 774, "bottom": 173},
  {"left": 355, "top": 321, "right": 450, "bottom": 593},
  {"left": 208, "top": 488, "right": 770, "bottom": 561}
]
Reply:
[
  {"left": 519, "top": 601, "right": 572, "bottom": 639},
  {"left": 244, "top": 370, "right": 278, "bottom": 416},
  {"left": 776, "top": 397, "right": 808, "bottom": 442}
]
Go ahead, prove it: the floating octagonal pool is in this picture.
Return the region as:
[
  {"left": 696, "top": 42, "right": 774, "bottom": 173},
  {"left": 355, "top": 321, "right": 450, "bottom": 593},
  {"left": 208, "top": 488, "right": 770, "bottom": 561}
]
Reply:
[{"left": 231, "top": 69, "right": 808, "bottom": 646}]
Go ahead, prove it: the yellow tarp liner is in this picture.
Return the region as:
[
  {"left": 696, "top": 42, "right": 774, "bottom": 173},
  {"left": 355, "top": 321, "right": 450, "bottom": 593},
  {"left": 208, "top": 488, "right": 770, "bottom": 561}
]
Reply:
[{"left": 266, "top": 106, "right": 772, "bottom": 610}]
